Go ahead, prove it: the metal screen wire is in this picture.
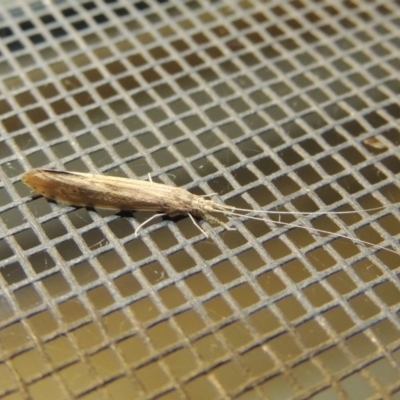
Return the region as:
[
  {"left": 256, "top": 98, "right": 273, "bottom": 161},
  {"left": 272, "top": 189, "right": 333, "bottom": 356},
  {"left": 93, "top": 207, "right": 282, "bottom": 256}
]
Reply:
[{"left": 0, "top": 0, "right": 400, "bottom": 399}]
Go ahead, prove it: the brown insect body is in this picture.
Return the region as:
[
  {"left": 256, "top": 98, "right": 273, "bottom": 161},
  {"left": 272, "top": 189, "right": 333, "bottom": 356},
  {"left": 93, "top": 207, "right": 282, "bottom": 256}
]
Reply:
[{"left": 22, "top": 169, "right": 230, "bottom": 226}]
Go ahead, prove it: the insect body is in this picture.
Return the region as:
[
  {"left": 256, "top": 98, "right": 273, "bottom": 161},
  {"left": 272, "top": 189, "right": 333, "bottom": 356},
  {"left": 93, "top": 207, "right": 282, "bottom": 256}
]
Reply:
[{"left": 22, "top": 169, "right": 234, "bottom": 235}]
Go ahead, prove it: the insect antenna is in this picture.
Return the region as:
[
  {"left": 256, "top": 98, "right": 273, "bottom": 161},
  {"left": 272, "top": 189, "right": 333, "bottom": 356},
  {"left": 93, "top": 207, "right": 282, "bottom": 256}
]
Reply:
[{"left": 205, "top": 201, "right": 399, "bottom": 257}]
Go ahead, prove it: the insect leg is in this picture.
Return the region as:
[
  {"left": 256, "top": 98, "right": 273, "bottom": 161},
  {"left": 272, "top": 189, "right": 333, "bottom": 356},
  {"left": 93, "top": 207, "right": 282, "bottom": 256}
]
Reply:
[
  {"left": 202, "top": 212, "right": 234, "bottom": 231},
  {"left": 134, "top": 213, "right": 167, "bottom": 236},
  {"left": 188, "top": 213, "right": 209, "bottom": 237}
]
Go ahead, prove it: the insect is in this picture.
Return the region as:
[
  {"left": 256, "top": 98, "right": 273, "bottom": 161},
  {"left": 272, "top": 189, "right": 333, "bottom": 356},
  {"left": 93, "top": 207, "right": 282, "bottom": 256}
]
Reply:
[
  {"left": 22, "top": 169, "right": 235, "bottom": 236},
  {"left": 22, "top": 169, "right": 398, "bottom": 255}
]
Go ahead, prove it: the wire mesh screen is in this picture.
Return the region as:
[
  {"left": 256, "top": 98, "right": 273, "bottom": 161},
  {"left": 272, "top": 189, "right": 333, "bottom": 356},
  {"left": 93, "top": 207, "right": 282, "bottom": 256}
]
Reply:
[{"left": 1, "top": 0, "right": 400, "bottom": 399}]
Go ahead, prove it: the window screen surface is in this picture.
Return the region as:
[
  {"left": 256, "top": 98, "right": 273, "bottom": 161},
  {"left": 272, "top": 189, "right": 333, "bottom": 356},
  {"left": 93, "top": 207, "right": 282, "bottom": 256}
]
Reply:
[{"left": 1, "top": 0, "right": 400, "bottom": 399}]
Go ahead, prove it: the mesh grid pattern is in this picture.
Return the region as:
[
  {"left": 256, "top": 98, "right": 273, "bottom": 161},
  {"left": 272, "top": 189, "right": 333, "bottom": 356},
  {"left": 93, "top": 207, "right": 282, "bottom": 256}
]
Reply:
[{"left": 1, "top": 0, "right": 400, "bottom": 399}]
